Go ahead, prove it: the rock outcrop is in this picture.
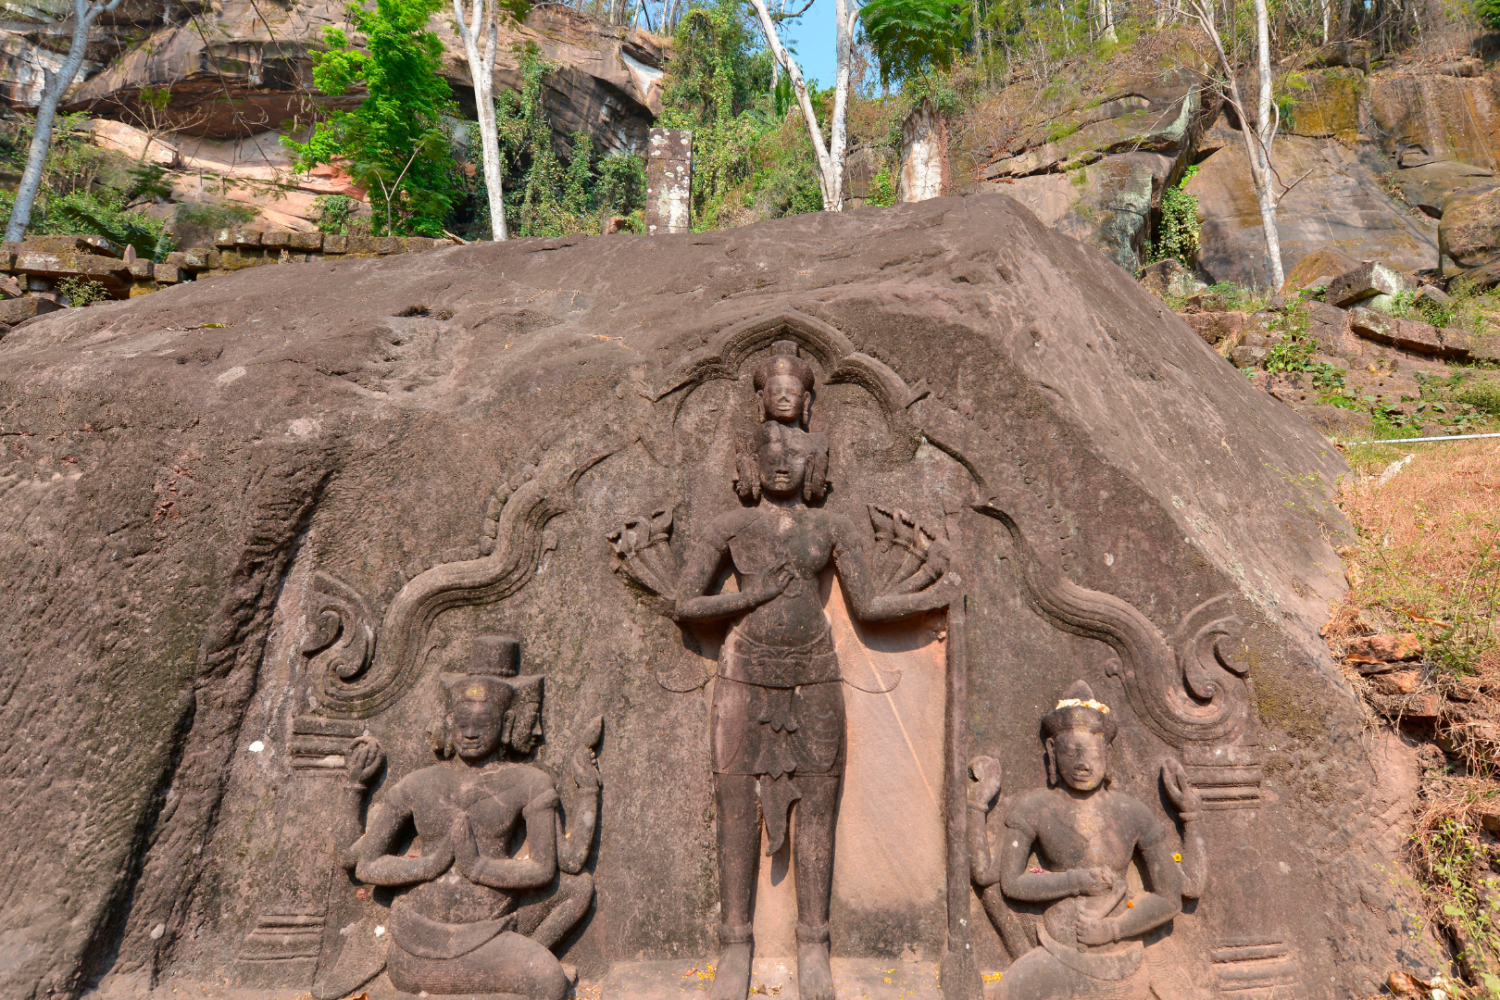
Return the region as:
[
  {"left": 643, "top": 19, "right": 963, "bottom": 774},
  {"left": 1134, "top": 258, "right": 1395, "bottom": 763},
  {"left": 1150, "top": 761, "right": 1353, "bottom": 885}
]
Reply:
[
  {"left": 11, "top": 2, "right": 666, "bottom": 156},
  {"left": 0, "top": 195, "right": 1432, "bottom": 1000}
]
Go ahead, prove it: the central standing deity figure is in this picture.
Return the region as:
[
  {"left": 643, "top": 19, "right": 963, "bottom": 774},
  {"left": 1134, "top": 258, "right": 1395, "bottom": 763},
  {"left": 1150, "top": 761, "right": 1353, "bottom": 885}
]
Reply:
[{"left": 664, "top": 342, "right": 951, "bottom": 1000}]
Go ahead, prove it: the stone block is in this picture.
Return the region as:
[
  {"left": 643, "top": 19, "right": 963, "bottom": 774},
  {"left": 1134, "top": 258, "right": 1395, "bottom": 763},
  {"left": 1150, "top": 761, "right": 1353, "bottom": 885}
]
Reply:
[
  {"left": 0, "top": 274, "right": 22, "bottom": 298},
  {"left": 1347, "top": 633, "right": 1422, "bottom": 662},
  {"left": 1371, "top": 670, "right": 1422, "bottom": 695},
  {"left": 128, "top": 259, "right": 154, "bottom": 280},
  {"left": 0, "top": 295, "right": 62, "bottom": 325},
  {"left": 216, "top": 249, "right": 268, "bottom": 271},
  {"left": 1138, "top": 259, "right": 1207, "bottom": 299},
  {"left": 375, "top": 236, "right": 400, "bottom": 254},
  {"left": 128, "top": 281, "right": 159, "bottom": 298},
  {"left": 344, "top": 236, "right": 379, "bottom": 256},
  {"left": 260, "top": 231, "right": 292, "bottom": 250},
  {"left": 233, "top": 229, "right": 262, "bottom": 248},
  {"left": 154, "top": 264, "right": 184, "bottom": 284},
  {"left": 1280, "top": 246, "right": 1360, "bottom": 295},
  {"left": 1440, "top": 184, "right": 1500, "bottom": 267},
  {"left": 323, "top": 234, "right": 348, "bottom": 254},
  {"left": 1327, "top": 262, "right": 1414, "bottom": 307},
  {"left": 12, "top": 251, "right": 132, "bottom": 286},
  {"left": 1348, "top": 307, "right": 1455, "bottom": 354},
  {"left": 1181, "top": 311, "right": 1247, "bottom": 346},
  {"left": 214, "top": 228, "right": 236, "bottom": 248},
  {"left": 290, "top": 232, "right": 323, "bottom": 251},
  {"left": 20, "top": 234, "right": 122, "bottom": 257},
  {"left": 646, "top": 127, "right": 693, "bottom": 235},
  {"left": 1230, "top": 344, "right": 1270, "bottom": 368}
]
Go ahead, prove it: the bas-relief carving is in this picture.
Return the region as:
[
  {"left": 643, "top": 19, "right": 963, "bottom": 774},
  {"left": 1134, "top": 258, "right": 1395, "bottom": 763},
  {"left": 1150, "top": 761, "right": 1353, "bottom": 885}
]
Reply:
[
  {"left": 612, "top": 341, "right": 952, "bottom": 1000},
  {"left": 313, "top": 636, "right": 602, "bottom": 1000},
  {"left": 968, "top": 682, "right": 1207, "bottom": 1000},
  {"left": 244, "top": 307, "right": 1309, "bottom": 999}
]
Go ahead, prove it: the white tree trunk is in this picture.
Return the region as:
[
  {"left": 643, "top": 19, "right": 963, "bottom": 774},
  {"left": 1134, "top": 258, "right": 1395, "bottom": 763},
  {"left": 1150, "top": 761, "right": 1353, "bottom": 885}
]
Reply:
[
  {"left": 746, "top": 0, "right": 853, "bottom": 211},
  {"left": 454, "top": 0, "right": 508, "bottom": 240},
  {"left": 1251, "top": 0, "right": 1283, "bottom": 289},
  {"left": 1180, "top": 0, "right": 1284, "bottom": 291},
  {"left": 4, "top": 0, "right": 121, "bottom": 242}
]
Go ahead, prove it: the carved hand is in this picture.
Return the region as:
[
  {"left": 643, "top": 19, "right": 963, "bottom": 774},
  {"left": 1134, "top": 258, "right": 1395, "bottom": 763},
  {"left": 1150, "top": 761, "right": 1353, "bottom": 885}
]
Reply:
[
  {"left": 571, "top": 744, "right": 603, "bottom": 792},
  {"left": 1069, "top": 867, "right": 1116, "bottom": 896},
  {"left": 747, "top": 563, "right": 795, "bottom": 604},
  {"left": 1074, "top": 914, "right": 1120, "bottom": 947},
  {"left": 1161, "top": 757, "right": 1204, "bottom": 821},
  {"left": 967, "top": 755, "right": 1003, "bottom": 811},
  {"left": 345, "top": 735, "right": 384, "bottom": 787},
  {"left": 450, "top": 813, "right": 479, "bottom": 878}
]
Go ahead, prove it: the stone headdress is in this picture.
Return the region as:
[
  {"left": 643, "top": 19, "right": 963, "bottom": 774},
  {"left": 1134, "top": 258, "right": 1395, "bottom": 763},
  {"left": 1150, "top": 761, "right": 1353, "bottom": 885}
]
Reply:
[
  {"left": 733, "top": 419, "right": 830, "bottom": 505},
  {"left": 753, "top": 339, "right": 816, "bottom": 395},
  {"left": 430, "top": 635, "right": 545, "bottom": 758},
  {"left": 1041, "top": 679, "right": 1117, "bottom": 743}
]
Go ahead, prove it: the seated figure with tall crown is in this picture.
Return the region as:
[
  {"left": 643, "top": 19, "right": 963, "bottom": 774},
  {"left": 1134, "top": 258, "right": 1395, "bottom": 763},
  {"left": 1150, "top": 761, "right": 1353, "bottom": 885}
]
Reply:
[{"left": 324, "top": 636, "right": 601, "bottom": 1000}]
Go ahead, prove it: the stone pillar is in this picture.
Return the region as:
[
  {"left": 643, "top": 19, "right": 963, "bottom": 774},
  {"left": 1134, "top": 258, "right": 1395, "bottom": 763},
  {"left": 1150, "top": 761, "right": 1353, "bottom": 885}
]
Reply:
[
  {"left": 898, "top": 98, "right": 950, "bottom": 204},
  {"left": 646, "top": 128, "right": 692, "bottom": 235}
]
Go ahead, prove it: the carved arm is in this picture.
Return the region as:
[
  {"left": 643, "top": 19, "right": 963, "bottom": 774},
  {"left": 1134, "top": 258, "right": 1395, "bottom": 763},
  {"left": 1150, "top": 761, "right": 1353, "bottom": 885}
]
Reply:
[
  {"left": 453, "top": 789, "right": 560, "bottom": 891},
  {"left": 1077, "top": 838, "right": 1184, "bottom": 946},
  {"left": 354, "top": 801, "right": 455, "bottom": 886},
  {"left": 967, "top": 755, "right": 1003, "bottom": 888},
  {"left": 997, "top": 824, "right": 1114, "bottom": 902},
  {"left": 834, "top": 524, "right": 950, "bottom": 622},
  {"left": 673, "top": 535, "right": 790, "bottom": 622},
  {"left": 1163, "top": 757, "right": 1208, "bottom": 898},
  {"left": 557, "top": 720, "right": 604, "bottom": 876},
  {"left": 334, "top": 735, "right": 385, "bottom": 871}
]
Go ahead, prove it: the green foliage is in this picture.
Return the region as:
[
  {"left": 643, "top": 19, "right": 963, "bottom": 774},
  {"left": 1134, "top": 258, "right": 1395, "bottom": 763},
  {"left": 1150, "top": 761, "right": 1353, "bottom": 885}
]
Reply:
[
  {"left": 52, "top": 200, "right": 176, "bottom": 261},
  {"left": 285, "top": 0, "right": 459, "bottom": 236},
  {"left": 0, "top": 112, "right": 172, "bottom": 245},
  {"left": 175, "top": 201, "right": 256, "bottom": 231},
  {"left": 57, "top": 276, "right": 109, "bottom": 307},
  {"left": 1456, "top": 381, "right": 1500, "bottom": 417},
  {"left": 658, "top": 0, "right": 780, "bottom": 227},
  {"left": 1145, "top": 167, "right": 1200, "bottom": 267},
  {"left": 1419, "top": 819, "right": 1500, "bottom": 988},
  {"left": 1478, "top": 0, "right": 1500, "bottom": 30},
  {"left": 860, "top": 0, "right": 970, "bottom": 86},
  {"left": 311, "top": 194, "right": 359, "bottom": 235},
  {"left": 867, "top": 169, "right": 896, "bottom": 208},
  {"left": 468, "top": 48, "right": 646, "bottom": 238}
]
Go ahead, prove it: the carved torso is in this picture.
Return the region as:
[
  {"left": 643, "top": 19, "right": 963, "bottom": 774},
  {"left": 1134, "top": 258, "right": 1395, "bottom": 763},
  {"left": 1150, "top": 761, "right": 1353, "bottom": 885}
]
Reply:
[
  {"left": 380, "top": 761, "right": 555, "bottom": 922},
  {"left": 1005, "top": 787, "right": 1166, "bottom": 949},
  {"left": 704, "top": 506, "right": 853, "bottom": 650}
]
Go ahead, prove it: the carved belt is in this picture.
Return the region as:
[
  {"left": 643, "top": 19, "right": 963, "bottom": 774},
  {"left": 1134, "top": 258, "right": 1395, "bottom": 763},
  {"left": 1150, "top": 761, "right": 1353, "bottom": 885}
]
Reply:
[
  {"left": 389, "top": 898, "right": 508, "bottom": 960},
  {"left": 718, "top": 625, "right": 840, "bottom": 687}
]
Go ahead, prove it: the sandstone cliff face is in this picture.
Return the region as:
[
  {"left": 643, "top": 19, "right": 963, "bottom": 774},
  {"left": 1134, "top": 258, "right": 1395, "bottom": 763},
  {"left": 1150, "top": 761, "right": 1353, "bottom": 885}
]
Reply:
[
  {"left": 966, "top": 33, "right": 1500, "bottom": 285},
  {"left": 0, "top": 197, "right": 1430, "bottom": 1000},
  {"left": 2, "top": 2, "right": 665, "bottom": 155}
]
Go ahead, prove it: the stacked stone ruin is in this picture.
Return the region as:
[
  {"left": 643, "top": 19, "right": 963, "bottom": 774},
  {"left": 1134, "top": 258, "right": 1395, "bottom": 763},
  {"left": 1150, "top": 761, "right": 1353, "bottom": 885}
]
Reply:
[{"left": 0, "top": 230, "right": 455, "bottom": 312}]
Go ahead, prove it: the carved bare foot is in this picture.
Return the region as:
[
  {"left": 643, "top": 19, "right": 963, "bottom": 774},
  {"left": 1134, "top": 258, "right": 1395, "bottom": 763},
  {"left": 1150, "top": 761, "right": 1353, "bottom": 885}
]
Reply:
[
  {"left": 796, "top": 925, "right": 835, "bottom": 1000},
  {"left": 711, "top": 926, "right": 752, "bottom": 1000}
]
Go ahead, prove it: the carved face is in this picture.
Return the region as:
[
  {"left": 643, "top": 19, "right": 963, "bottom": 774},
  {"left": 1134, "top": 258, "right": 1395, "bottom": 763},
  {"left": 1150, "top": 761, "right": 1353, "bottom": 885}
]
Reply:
[
  {"left": 760, "top": 372, "right": 810, "bottom": 425},
  {"left": 757, "top": 427, "right": 810, "bottom": 499},
  {"left": 1048, "top": 731, "right": 1109, "bottom": 792},
  {"left": 452, "top": 682, "right": 514, "bottom": 761}
]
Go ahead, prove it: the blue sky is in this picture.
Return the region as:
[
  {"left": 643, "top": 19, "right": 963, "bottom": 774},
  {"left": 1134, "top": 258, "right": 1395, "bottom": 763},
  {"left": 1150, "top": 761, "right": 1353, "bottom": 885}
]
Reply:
[{"left": 776, "top": 1, "right": 839, "bottom": 92}]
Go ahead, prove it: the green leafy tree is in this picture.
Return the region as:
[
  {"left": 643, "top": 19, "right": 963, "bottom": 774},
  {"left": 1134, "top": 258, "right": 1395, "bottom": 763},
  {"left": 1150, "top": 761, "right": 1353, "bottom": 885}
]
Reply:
[
  {"left": 859, "top": 0, "right": 969, "bottom": 85},
  {"left": 286, "top": 0, "right": 459, "bottom": 236}
]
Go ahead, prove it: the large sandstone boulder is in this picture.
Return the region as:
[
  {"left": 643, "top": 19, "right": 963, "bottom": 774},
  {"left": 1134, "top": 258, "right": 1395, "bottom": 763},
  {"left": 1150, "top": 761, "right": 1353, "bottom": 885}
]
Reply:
[
  {"left": 1439, "top": 184, "right": 1500, "bottom": 270},
  {"left": 1187, "top": 135, "right": 1437, "bottom": 287},
  {"left": 0, "top": 196, "right": 1432, "bottom": 1000}
]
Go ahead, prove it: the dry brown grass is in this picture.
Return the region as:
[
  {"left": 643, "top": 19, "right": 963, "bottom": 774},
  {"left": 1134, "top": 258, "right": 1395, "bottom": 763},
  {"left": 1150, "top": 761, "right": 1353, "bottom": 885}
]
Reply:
[
  {"left": 1329, "top": 440, "right": 1500, "bottom": 996},
  {"left": 1334, "top": 440, "right": 1500, "bottom": 677}
]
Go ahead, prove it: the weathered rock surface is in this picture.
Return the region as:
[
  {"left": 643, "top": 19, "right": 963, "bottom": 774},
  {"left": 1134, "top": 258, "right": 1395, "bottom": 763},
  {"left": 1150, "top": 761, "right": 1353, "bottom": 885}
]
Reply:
[
  {"left": 1439, "top": 183, "right": 1500, "bottom": 269},
  {"left": 0, "top": 196, "right": 1428, "bottom": 1000},
  {"left": 1187, "top": 136, "right": 1438, "bottom": 287},
  {"left": 48, "top": 2, "right": 664, "bottom": 155}
]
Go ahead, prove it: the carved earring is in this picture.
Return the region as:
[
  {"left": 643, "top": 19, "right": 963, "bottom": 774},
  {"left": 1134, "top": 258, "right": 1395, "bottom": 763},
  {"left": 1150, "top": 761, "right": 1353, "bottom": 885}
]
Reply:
[
  {"left": 501, "top": 708, "right": 517, "bottom": 750},
  {"left": 801, "top": 392, "right": 811, "bottom": 428},
  {"left": 1044, "top": 738, "right": 1058, "bottom": 787}
]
